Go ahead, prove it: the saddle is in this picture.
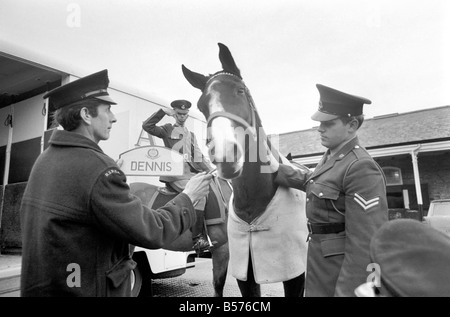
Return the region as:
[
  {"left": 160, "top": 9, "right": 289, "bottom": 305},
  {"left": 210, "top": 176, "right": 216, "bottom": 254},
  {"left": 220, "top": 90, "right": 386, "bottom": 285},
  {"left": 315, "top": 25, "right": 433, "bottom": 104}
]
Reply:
[{"left": 157, "top": 185, "right": 178, "bottom": 196}]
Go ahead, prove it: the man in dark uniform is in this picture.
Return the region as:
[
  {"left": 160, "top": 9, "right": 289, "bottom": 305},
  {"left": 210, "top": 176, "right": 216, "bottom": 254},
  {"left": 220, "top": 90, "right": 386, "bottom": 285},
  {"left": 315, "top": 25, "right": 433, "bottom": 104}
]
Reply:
[
  {"left": 268, "top": 84, "right": 388, "bottom": 296},
  {"left": 142, "top": 100, "right": 214, "bottom": 252},
  {"left": 20, "top": 70, "right": 212, "bottom": 297},
  {"left": 355, "top": 219, "right": 450, "bottom": 297}
]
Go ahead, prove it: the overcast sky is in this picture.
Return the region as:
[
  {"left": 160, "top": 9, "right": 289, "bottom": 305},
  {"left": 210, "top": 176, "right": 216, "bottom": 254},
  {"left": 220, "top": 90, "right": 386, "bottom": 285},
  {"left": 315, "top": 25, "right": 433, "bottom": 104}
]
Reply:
[{"left": 1, "top": 0, "right": 449, "bottom": 135}]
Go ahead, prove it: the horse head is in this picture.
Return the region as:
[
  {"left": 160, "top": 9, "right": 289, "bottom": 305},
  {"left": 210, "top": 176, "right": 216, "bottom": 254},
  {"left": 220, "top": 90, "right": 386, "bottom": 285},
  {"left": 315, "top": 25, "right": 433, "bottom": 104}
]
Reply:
[
  {"left": 182, "top": 44, "right": 307, "bottom": 294},
  {"left": 182, "top": 43, "right": 267, "bottom": 180}
]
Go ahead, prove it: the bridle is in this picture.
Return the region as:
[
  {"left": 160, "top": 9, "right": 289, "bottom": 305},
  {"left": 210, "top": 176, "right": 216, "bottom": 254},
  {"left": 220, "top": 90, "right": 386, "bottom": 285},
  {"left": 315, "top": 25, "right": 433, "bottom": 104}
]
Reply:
[{"left": 204, "top": 72, "right": 259, "bottom": 145}]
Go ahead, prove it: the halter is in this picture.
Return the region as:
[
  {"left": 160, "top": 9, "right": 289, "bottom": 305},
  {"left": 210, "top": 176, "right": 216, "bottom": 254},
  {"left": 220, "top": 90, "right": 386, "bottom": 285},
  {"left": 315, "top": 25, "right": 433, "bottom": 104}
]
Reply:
[{"left": 205, "top": 72, "right": 259, "bottom": 144}]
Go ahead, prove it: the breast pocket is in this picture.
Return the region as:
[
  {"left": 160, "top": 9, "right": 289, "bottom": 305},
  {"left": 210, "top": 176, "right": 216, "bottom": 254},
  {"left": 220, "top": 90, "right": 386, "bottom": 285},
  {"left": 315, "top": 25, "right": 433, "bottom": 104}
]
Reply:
[
  {"left": 169, "top": 135, "right": 182, "bottom": 141},
  {"left": 168, "top": 136, "right": 184, "bottom": 153},
  {"left": 309, "top": 182, "right": 345, "bottom": 219},
  {"left": 168, "top": 136, "right": 183, "bottom": 147},
  {"left": 310, "top": 182, "right": 340, "bottom": 200},
  {"left": 169, "top": 130, "right": 184, "bottom": 141}
]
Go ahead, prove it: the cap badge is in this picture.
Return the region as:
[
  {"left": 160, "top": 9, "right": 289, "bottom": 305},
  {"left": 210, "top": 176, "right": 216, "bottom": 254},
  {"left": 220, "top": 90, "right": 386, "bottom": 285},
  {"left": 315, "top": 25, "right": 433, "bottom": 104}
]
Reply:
[{"left": 181, "top": 105, "right": 185, "bottom": 110}]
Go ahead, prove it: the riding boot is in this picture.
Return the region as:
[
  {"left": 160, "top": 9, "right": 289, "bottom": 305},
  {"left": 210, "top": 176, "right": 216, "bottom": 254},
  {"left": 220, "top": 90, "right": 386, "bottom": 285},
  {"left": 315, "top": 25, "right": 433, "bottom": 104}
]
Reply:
[{"left": 192, "top": 209, "right": 210, "bottom": 253}]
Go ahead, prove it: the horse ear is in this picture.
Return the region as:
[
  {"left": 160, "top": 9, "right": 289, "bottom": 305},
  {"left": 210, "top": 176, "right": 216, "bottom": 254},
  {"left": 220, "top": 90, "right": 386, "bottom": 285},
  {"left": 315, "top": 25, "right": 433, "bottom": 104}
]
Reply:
[
  {"left": 218, "top": 43, "right": 242, "bottom": 79},
  {"left": 182, "top": 64, "right": 208, "bottom": 90}
]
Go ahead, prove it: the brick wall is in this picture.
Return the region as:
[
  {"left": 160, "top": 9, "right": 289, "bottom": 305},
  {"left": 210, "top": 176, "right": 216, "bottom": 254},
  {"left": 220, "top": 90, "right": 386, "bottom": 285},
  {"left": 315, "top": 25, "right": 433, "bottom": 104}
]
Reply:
[
  {"left": 418, "top": 152, "right": 450, "bottom": 200},
  {"left": 377, "top": 151, "right": 450, "bottom": 208}
]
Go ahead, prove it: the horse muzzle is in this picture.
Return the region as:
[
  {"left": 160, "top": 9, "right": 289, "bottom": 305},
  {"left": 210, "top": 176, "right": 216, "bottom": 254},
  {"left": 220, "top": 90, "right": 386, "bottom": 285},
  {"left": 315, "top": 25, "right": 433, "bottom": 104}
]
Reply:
[
  {"left": 216, "top": 162, "right": 242, "bottom": 179},
  {"left": 208, "top": 138, "right": 244, "bottom": 179}
]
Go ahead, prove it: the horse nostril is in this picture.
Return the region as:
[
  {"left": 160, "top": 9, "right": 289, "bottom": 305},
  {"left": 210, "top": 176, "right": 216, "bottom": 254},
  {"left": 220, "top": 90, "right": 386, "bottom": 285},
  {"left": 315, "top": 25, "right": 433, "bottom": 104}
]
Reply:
[{"left": 209, "top": 147, "right": 218, "bottom": 165}]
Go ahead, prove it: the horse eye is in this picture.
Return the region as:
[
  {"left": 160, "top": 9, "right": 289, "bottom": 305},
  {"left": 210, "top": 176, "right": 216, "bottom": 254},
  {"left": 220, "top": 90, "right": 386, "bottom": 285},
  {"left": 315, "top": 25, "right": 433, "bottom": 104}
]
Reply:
[{"left": 238, "top": 88, "right": 246, "bottom": 94}]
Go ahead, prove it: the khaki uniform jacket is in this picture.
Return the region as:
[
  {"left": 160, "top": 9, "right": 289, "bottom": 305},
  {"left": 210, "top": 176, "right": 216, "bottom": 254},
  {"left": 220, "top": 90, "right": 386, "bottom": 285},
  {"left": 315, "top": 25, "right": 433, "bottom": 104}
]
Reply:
[
  {"left": 20, "top": 130, "right": 197, "bottom": 297},
  {"left": 274, "top": 137, "right": 388, "bottom": 297},
  {"left": 142, "top": 109, "right": 213, "bottom": 185}
]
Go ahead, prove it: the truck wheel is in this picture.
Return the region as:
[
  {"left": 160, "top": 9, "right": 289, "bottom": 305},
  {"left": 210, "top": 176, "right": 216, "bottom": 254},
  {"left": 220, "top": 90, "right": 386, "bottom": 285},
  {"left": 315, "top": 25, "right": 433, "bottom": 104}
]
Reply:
[
  {"left": 131, "top": 255, "right": 153, "bottom": 297},
  {"left": 131, "top": 265, "right": 143, "bottom": 297}
]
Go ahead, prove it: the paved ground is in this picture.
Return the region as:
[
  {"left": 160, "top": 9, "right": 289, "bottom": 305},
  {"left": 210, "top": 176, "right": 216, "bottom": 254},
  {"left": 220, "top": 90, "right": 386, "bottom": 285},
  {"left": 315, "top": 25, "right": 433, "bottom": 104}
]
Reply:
[
  {"left": 0, "top": 253, "right": 21, "bottom": 297},
  {"left": 0, "top": 254, "right": 285, "bottom": 297},
  {"left": 152, "top": 257, "right": 284, "bottom": 297}
]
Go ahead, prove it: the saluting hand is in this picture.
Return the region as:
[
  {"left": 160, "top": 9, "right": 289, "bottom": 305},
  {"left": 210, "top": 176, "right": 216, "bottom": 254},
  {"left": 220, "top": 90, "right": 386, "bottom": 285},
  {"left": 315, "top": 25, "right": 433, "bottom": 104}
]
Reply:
[
  {"left": 162, "top": 108, "right": 176, "bottom": 117},
  {"left": 183, "top": 172, "right": 213, "bottom": 206}
]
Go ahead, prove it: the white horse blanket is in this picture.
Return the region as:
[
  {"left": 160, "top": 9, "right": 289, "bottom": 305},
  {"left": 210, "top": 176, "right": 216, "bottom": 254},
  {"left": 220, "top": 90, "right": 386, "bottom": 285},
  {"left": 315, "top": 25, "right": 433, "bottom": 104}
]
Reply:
[{"left": 228, "top": 183, "right": 308, "bottom": 284}]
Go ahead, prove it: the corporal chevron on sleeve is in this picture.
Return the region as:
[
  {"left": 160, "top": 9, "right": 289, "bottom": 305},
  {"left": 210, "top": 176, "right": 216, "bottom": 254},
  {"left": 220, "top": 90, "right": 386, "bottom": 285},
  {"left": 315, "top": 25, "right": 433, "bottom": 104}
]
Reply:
[{"left": 354, "top": 193, "right": 380, "bottom": 211}]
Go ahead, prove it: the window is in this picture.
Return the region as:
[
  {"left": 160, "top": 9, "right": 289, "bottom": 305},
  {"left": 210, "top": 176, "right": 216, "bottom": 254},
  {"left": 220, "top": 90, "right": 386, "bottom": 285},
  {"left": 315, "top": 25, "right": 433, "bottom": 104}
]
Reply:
[{"left": 382, "top": 167, "right": 403, "bottom": 186}]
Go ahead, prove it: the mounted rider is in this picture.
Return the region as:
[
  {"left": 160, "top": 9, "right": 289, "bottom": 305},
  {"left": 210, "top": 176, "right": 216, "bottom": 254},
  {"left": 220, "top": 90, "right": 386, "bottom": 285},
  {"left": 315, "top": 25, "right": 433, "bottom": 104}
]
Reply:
[{"left": 142, "top": 100, "right": 215, "bottom": 253}]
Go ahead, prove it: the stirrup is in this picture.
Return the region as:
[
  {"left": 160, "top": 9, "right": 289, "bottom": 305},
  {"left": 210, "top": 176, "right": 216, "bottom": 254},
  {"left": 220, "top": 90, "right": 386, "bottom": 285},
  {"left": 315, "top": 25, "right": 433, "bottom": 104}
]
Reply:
[{"left": 192, "top": 236, "right": 211, "bottom": 253}]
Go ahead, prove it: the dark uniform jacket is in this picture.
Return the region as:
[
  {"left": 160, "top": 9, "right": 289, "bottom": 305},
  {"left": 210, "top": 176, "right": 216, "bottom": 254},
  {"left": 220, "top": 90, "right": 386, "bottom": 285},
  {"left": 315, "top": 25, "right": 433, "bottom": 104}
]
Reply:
[
  {"left": 274, "top": 137, "right": 388, "bottom": 297},
  {"left": 142, "top": 109, "right": 212, "bottom": 184},
  {"left": 20, "top": 130, "right": 197, "bottom": 297}
]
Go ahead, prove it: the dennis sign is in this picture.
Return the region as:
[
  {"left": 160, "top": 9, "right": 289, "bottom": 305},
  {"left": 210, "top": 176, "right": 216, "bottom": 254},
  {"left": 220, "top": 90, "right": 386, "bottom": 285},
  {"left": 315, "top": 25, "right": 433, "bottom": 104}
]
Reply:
[{"left": 119, "top": 146, "right": 184, "bottom": 176}]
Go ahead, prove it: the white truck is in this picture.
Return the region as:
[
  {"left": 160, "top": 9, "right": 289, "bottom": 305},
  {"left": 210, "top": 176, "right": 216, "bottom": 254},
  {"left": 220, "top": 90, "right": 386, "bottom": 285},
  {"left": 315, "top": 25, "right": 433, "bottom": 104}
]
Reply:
[
  {"left": 130, "top": 247, "right": 197, "bottom": 297},
  {"left": 120, "top": 145, "right": 200, "bottom": 297},
  {"left": 423, "top": 199, "right": 450, "bottom": 236}
]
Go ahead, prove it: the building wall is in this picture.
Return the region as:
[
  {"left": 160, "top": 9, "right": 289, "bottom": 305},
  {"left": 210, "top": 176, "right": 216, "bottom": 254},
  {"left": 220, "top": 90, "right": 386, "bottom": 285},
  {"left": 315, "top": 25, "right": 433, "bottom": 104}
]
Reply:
[
  {"left": 376, "top": 151, "right": 450, "bottom": 210},
  {"left": 417, "top": 152, "right": 450, "bottom": 201}
]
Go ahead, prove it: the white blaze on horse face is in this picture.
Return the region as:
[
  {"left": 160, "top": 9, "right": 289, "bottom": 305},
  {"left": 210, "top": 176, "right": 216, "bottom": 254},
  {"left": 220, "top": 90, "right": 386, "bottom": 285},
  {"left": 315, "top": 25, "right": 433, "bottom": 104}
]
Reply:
[
  {"left": 207, "top": 88, "right": 244, "bottom": 177},
  {"left": 209, "top": 117, "right": 241, "bottom": 161}
]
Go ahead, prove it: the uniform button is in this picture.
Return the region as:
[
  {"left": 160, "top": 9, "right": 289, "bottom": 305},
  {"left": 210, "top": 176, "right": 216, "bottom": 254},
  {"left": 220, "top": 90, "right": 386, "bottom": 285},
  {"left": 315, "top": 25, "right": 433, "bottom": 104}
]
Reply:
[
  {"left": 306, "top": 198, "right": 309, "bottom": 202},
  {"left": 309, "top": 180, "right": 314, "bottom": 183},
  {"left": 339, "top": 154, "right": 344, "bottom": 158},
  {"left": 355, "top": 145, "right": 360, "bottom": 149},
  {"left": 319, "top": 193, "right": 323, "bottom": 197}
]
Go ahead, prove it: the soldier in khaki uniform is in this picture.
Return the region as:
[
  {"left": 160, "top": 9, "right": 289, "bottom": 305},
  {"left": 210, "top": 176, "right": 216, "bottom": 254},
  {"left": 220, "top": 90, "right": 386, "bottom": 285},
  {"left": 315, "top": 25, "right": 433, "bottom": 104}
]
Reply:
[
  {"left": 142, "top": 100, "right": 214, "bottom": 252},
  {"left": 268, "top": 84, "right": 388, "bottom": 296}
]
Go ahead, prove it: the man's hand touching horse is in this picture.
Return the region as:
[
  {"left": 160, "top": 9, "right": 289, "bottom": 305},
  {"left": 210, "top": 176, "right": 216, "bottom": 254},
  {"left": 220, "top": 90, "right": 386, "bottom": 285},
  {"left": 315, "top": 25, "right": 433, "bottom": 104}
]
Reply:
[{"left": 182, "top": 172, "right": 213, "bottom": 207}]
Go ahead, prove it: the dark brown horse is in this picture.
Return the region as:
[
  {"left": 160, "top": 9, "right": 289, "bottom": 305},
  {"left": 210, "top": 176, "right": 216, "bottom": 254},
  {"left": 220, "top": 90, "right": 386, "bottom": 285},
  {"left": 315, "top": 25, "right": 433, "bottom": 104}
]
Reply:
[
  {"left": 182, "top": 43, "right": 308, "bottom": 297},
  {"left": 129, "top": 176, "right": 232, "bottom": 297}
]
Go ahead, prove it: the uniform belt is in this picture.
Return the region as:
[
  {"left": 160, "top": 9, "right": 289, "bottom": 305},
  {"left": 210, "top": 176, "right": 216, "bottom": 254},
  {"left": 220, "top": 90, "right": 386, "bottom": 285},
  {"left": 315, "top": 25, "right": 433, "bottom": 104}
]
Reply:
[{"left": 307, "top": 222, "right": 345, "bottom": 234}]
